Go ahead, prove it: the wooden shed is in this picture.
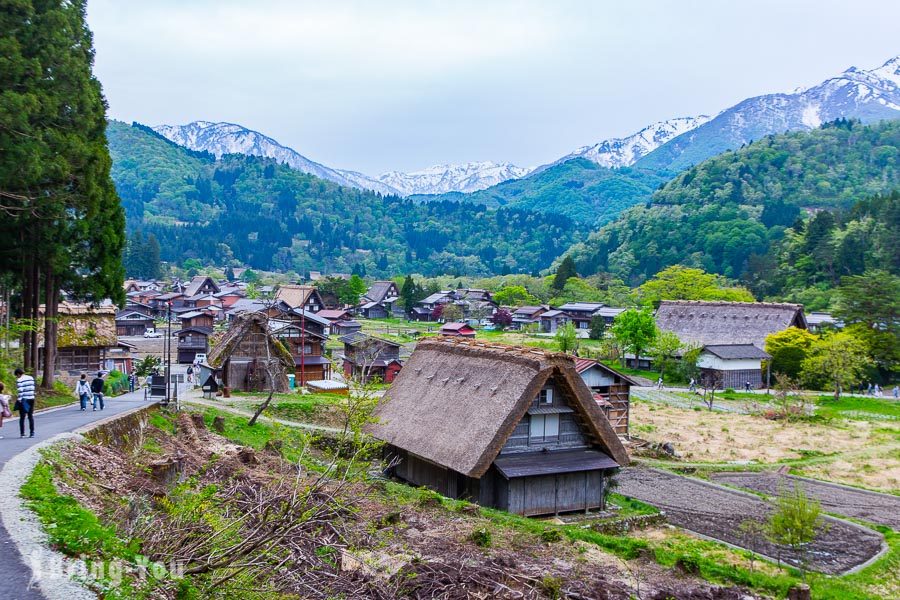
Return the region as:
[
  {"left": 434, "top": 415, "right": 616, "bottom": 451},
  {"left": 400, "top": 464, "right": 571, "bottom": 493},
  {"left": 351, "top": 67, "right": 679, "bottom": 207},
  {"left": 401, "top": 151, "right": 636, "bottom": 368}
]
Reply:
[
  {"left": 38, "top": 303, "right": 119, "bottom": 374},
  {"left": 369, "top": 339, "right": 628, "bottom": 516},
  {"left": 207, "top": 312, "right": 294, "bottom": 393},
  {"left": 574, "top": 358, "right": 637, "bottom": 438},
  {"left": 698, "top": 344, "right": 771, "bottom": 390}
]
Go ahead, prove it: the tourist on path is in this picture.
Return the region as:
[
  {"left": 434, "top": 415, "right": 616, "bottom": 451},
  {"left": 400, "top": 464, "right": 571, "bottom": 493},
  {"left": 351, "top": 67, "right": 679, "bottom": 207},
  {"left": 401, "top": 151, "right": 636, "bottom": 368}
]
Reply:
[
  {"left": 893, "top": 385, "right": 899, "bottom": 399},
  {"left": 656, "top": 376, "right": 663, "bottom": 390},
  {"left": 0, "top": 383, "right": 11, "bottom": 439},
  {"left": 129, "top": 372, "right": 136, "bottom": 393},
  {"left": 74, "top": 374, "right": 91, "bottom": 411},
  {"left": 14, "top": 368, "right": 35, "bottom": 438},
  {"left": 90, "top": 371, "right": 105, "bottom": 411},
  {"left": 688, "top": 377, "right": 696, "bottom": 392},
  {"left": 745, "top": 380, "right": 752, "bottom": 392},
  {"left": 186, "top": 364, "right": 194, "bottom": 384}
]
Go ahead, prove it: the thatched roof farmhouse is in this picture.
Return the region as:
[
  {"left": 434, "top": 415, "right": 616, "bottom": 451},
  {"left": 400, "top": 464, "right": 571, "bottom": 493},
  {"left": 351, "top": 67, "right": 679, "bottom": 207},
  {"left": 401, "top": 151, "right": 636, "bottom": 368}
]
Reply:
[
  {"left": 207, "top": 312, "right": 294, "bottom": 392},
  {"left": 656, "top": 300, "right": 807, "bottom": 349},
  {"left": 369, "top": 338, "right": 627, "bottom": 516}
]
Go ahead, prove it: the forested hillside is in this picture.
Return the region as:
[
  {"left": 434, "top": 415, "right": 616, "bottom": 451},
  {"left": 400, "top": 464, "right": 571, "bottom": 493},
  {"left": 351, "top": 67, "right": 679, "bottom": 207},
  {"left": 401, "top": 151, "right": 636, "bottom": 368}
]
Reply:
[
  {"left": 108, "top": 121, "right": 576, "bottom": 277},
  {"left": 411, "top": 158, "right": 670, "bottom": 226},
  {"left": 566, "top": 119, "right": 900, "bottom": 304}
]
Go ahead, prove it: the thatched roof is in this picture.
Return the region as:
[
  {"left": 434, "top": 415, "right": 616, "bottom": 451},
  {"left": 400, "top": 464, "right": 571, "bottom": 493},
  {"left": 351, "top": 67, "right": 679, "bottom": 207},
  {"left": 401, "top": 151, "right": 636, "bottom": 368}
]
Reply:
[
  {"left": 701, "top": 344, "right": 771, "bottom": 360},
  {"left": 368, "top": 338, "right": 628, "bottom": 478},
  {"left": 656, "top": 300, "right": 807, "bottom": 348},
  {"left": 183, "top": 275, "right": 220, "bottom": 297},
  {"left": 207, "top": 312, "right": 294, "bottom": 391},
  {"left": 275, "top": 285, "right": 318, "bottom": 309},
  {"left": 39, "top": 303, "right": 117, "bottom": 348}
]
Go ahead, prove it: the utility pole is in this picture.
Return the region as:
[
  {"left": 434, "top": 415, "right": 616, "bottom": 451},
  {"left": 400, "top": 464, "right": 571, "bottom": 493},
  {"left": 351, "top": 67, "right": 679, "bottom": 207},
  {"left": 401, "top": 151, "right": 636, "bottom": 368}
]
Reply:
[
  {"left": 166, "top": 301, "right": 172, "bottom": 403},
  {"left": 300, "top": 305, "right": 306, "bottom": 387}
]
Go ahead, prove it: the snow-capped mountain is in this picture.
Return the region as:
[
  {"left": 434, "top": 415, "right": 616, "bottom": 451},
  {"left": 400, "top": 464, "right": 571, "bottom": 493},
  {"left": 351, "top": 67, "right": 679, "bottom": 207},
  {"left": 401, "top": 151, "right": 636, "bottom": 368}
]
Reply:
[
  {"left": 151, "top": 121, "right": 526, "bottom": 196},
  {"left": 636, "top": 55, "right": 900, "bottom": 171},
  {"left": 557, "top": 116, "right": 711, "bottom": 169},
  {"left": 152, "top": 121, "right": 402, "bottom": 195},
  {"left": 376, "top": 162, "right": 533, "bottom": 196}
]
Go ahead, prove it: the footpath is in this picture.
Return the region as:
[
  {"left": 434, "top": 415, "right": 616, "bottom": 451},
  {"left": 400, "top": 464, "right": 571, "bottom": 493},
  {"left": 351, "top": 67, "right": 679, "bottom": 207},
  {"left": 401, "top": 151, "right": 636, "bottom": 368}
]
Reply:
[{"left": 0, "top": 388, "right": 153, "bottom": 600}]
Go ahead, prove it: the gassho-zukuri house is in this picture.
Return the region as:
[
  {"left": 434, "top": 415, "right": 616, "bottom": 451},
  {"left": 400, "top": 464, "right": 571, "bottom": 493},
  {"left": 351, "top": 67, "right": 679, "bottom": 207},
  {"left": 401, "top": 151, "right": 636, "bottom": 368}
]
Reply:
[{"left": 369, "top": 338, "right": 628, "bottom": 516}]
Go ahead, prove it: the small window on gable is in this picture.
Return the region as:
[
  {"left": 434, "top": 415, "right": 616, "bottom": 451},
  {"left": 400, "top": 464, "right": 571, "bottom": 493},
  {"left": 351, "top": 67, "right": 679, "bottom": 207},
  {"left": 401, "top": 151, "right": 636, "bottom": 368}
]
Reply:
[{"left": 539, "top": 388, "right": 553, "bottom": 404}]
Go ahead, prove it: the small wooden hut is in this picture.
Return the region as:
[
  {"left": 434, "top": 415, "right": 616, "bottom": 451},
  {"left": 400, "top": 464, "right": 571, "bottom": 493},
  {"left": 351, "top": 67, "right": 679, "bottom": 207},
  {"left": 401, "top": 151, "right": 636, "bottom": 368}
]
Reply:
[
  {"left": 207, "top": 312, "right": 294, "bottom": 393},
  {"left": 369, "top": 338, "right": 628, "bottom": 516},
  {"left": 574, "top": 358, "right": 636, "bottom": 438}
]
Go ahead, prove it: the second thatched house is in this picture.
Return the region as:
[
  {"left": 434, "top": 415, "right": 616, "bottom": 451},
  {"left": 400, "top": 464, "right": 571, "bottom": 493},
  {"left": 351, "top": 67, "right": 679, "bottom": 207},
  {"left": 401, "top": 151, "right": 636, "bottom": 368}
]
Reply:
[
  {"left": 369, "top": 338, "right": 628, "bottom": 516},
  {"left": 206, "top": 312, "right": 294, "bottom": 393},
  {"left": 655, "top": 300, "right": 807, "bottom": 349}
]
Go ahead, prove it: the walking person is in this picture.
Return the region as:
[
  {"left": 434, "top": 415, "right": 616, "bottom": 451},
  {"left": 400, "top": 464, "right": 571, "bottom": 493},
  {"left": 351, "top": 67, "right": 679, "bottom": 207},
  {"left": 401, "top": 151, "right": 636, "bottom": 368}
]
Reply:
[
  {"left": 186, "top": 364, "right": 194, "bottom": 384},
  {"left": 74, "top": 373, "right": 91, "bottom": 411},
  {"left": 129, "top": 372, "right": 136, "bottom": 393},
  {"left": 745, "top": 380, "right": 752, "bottom": 392},
  {"left": 90, "top": 371, "right": 105, "bottom": 411},
  {"left": 688, "top": 377, "right": 696, "bottom": 392},
  {"left": 0, "top": 383, "right": 11, "bottom": 439},
  {"left": 893, "top": 385, "right": 899, "bottom": 399},
  {"left": 14, "top": 368, "right": 35, "bottom": 438},
  {"left": 656, "top": 376, "right": 664, "bottom": 390}
]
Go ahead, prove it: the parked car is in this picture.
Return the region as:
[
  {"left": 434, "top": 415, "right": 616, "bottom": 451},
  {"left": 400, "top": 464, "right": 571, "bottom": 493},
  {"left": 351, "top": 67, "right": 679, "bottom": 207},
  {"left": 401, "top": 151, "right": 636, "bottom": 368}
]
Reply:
[{"left": 143, "top": 328, "right": 163, "bottom": 338}]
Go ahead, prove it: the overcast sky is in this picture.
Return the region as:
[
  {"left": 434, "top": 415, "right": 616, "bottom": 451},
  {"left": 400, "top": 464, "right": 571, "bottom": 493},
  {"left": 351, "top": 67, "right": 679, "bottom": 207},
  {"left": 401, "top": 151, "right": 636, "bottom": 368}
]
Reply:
[{"left": 88, "top": 0, "right": 900, "bottom": 174}]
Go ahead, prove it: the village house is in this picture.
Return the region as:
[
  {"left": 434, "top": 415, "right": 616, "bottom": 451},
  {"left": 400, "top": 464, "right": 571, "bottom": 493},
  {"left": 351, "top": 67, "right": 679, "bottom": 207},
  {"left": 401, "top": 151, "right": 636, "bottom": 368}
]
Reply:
[
  {"left": 806, "top": 311, "right": 840, "bottom": 332},
  {"left": 115, "top": 308, "right": 155, "bottom": 336},
  {"left": 370, "top": 339, "right": 628, "bottom": 516},
  {"left": 539, "top": 309, "right": 570, "bottom": 334},
  {"left": 179, "top": 310, "right": 215, "bottom": 331},
  {"left": 655, "top": 300, "right": 808, "bottom": 349},
  {"left": 225, "top": 298, "right": 293, "bottom": 322},
  {"left": 439, "top": 322, "right": 477, "bottom": 337},
  {"left": 697, "top": 344, "right": 772, "bottom": 390},
  {"left": 409, "top": 291, "right": 454, "bottom": 321},
  {"left": 213, "top": 289, "right": 246, "bottom": 309},
  {"left": 123, "top": 279, "right": 162, "bottom": 293},
  {"left": 181, "top": 275, "right": 221, "bottom": 298},
  {"left": 556, "top": 302, "right": 605, "bottom": 331},
  {"left": 358, "top": 281, "right": 400, "bottom": 319},
  {"left": 594, "top": 306, "right": 626, "bottom": 326},
  {"left": 340, "top": 332, "right": 403, "bottom": 383},
  {"left": 206, "top": 312, "right": 294, "bottom": 393},
  {"left": 274, "top": 284, "right": 325, "bottom": 313},
  {"left": 331, "top": 320, "right": 362, "bottom": 336},
  {"left": 176, "top": 327, "right": 210, "bottom": 364},
  {"left": 574, "top": 358, "right": 636, "bottom": 437},
  {"left": 271, "top": 309, "right": 332, "bottom": 384},
  {"left": 511, "top": 305, "right": 548, "bottom": 329},
  {"left": 39, "top": 303, "right": 128, "bottom": 374}
]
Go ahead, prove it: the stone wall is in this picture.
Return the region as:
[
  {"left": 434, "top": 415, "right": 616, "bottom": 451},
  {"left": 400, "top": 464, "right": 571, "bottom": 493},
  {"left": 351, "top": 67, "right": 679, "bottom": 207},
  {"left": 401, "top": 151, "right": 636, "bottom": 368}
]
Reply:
[{"left": 83, "top": 403, "right": 160, "bottom": 453}]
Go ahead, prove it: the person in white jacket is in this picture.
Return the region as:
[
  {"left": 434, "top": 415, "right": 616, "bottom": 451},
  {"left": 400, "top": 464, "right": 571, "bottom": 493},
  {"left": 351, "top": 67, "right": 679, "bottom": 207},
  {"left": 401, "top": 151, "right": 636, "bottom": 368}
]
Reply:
[
  {"left": 74, "top": 373, "right": 91, "bottom": 411},
  {"left": 0, "top": 382, "right": 11, "bottom": 439}
]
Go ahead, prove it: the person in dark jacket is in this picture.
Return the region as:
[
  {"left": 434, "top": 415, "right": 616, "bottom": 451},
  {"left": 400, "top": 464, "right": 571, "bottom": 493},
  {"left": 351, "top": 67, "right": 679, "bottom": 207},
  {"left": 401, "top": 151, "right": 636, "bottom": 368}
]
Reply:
[{"left": 90, "top": 371, "right": 105, "bottom": 411}]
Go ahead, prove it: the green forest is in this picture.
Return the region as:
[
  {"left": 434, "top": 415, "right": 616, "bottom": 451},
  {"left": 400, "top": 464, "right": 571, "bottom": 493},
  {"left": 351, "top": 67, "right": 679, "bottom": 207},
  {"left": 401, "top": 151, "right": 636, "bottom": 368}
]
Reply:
[
  {"left": 567, "top": 119, "right": 900, "bottom": 305},
  {"left": 411, "top": 158, "right": 671, "bottom": 226},
  {"left": 108, "top": 121, "right": 577, "bottom": 277}
]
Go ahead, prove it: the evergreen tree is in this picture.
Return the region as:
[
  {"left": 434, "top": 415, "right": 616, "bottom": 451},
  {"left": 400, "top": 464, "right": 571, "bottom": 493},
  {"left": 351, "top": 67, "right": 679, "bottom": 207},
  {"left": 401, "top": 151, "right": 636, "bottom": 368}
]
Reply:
[
  {"left": 552, "top": 255, "right": 577, "bottom": 290},
  {"left": 0, "top": 0, "right": 125, "bottom": 387},
  {"left": 399, "top": 275, "right": 417, "bottom": 311},
  {"left": 225, "top": 266, "right": 236, "bottom": 282}
]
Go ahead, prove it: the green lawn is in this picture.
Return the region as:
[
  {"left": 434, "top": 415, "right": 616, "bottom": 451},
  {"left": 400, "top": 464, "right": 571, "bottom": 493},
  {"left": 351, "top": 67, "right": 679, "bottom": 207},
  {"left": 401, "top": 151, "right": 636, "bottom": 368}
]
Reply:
[{"left": 814, "top": 395, "right": 900, "bottom": 421}]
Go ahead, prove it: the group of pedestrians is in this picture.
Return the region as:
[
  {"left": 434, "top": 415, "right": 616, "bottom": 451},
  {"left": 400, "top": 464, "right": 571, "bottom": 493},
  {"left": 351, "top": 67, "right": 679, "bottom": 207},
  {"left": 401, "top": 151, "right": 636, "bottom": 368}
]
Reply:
[
  {"left": 0, "top": 368, "right": 118, "bottom": 440},
  {"left": 73, "top": 372, "right": 107, "bottom": 411}
]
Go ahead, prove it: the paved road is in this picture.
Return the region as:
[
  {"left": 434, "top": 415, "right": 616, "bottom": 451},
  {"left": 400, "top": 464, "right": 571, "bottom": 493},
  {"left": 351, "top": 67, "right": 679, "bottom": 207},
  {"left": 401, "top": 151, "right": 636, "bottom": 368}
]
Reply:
[{"left": 0, "top": 386, "right": 169, "bottom": 600}]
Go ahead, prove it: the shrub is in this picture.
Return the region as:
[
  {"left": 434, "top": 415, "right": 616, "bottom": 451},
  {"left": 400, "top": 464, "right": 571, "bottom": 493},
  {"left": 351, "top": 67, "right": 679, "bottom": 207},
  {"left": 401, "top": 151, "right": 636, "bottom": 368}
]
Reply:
[{"left": 468, "top": 526, "right": 492, "bottom": 547}]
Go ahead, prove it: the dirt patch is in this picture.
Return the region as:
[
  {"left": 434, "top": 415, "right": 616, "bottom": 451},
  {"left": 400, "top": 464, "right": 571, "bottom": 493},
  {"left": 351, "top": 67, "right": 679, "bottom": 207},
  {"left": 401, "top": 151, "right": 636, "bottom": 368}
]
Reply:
[
  {"left": 630, "top": 400, "right": 898, "bottom": 464},
  {"left": 46, "top": 412, "right": 765, "bottom": 599},
  {"left": 617, "top": 467, "right": 884, "bottom": 575},
  {"left": 712, "top": 472, "right": 900, "bottom": 529}
]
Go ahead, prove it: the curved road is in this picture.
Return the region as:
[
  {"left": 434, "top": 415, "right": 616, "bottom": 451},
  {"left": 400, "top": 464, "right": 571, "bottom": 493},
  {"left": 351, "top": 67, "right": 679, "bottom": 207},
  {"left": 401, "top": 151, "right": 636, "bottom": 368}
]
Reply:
[{"left": 0, "top": 388, "right": 157, "bottom": 599}]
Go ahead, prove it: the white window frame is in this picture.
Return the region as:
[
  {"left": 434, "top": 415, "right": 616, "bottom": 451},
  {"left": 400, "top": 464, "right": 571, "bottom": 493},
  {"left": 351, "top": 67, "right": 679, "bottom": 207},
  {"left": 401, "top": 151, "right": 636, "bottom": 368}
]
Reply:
[{"left": 539, "top": 388, "right": 553, "bottom": 404}]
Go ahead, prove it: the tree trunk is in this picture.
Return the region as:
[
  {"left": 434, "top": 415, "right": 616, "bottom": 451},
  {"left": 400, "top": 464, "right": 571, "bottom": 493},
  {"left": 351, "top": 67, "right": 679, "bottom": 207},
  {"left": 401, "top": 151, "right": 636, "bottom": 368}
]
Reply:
[
  {"left": 21, "top": 256, "right": 32, "bottom": 369},
  {"left": 41, "top": 268, "right": 56, "bottom": 389},
  {"left": 29, "top": 258, "right": 40, "bottom": 375}
]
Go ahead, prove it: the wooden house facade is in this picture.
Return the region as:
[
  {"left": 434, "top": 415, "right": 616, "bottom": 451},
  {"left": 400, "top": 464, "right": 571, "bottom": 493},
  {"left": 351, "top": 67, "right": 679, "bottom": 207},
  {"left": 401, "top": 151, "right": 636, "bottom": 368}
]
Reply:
[
  {"left": 271, "top": 310, "right": 332, "bottom": 384},
  {"left": 439, "top": 322, "right": 476, "bottom": 337},
  {"left": 574, "top": 358, "right": 636, "bottom": 438},
  {"left": 698, "top": 344, "right": 771, "bottom": 390},
  {"left": 176, "top": 327, "right": 210, "bottom": 364},
  {"left": 274, "top": 285, "right": 324, "bottom": 313},
  {"left": 340, "top": 332, "right": 403, "bottom": 383},
  {"left": 115, "top": 309, "right": 155, "bottom": 336},
  {"left": 370, "top": 339, "right": 628, "bottom": 516}
]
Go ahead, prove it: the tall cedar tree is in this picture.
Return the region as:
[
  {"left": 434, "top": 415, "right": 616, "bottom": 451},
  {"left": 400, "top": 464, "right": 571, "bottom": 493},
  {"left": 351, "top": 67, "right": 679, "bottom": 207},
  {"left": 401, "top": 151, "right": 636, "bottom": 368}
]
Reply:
[
  {"left": 552, "top": 255, "right": 578, "bottom": 290},
  {"left": 0, "top": 0, "right": 125, "bottom": 387}
]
